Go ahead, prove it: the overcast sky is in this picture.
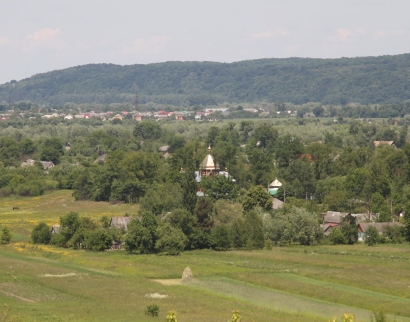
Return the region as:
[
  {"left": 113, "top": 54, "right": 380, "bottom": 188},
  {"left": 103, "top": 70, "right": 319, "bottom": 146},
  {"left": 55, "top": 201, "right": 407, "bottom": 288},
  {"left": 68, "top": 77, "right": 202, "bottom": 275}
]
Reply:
[{"left": 1, "top": 0, "right": 409, "bottom": 84}]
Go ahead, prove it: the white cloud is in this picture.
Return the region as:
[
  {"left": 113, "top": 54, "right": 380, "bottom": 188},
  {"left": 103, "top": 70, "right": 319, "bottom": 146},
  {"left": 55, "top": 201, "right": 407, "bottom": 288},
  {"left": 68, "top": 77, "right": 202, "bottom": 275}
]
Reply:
[
  {"left": 336, "top": 28, "right": 351, "bottom": 40},
  {"left": 246, "top": 28, "right": 290, "bottom": 41},
  {"left": 0, "top": 37, "right": 10, "bottom": 46},
  {"left": 332, "top": 28, "right": 366, "bottom": 43},
  {"left": 375, "top": 30, "right": 406, "bottom": 38},
  {"left": 24, "top": 28, "right": 62, "bottom": 50},
  {"left": 122, "top": 36, "right": 171, "bottom": 55}
]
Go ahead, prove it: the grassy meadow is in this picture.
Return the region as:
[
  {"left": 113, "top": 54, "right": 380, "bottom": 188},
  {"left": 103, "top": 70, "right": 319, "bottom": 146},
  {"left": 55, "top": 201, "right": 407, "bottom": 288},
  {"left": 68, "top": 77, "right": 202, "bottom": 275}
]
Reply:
[
  {"left": 1, "top": 192, "right": 410, "bottom": 321},
  {"left": 0, "top": 190, "right": 140, "bottom": 241}
]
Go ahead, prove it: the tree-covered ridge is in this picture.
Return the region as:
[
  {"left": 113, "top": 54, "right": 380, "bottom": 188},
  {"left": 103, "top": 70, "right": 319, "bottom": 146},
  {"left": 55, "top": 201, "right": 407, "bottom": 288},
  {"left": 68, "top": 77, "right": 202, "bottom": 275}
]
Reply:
[{"left": 2, "top": 54, "right": 410, "bottom": 106}]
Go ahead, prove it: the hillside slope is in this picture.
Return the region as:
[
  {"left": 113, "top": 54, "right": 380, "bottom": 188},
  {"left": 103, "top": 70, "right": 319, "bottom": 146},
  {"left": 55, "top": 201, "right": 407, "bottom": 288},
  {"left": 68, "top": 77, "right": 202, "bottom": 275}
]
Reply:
[{"left": 1, "top": 54, "right": 410, "bottom": 106}]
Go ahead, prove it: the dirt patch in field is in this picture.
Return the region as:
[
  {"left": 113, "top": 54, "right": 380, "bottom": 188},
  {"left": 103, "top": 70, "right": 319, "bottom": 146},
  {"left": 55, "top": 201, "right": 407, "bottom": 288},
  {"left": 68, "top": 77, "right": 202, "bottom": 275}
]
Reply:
[
  {"left": 152, "top": 279, "right": 183, "bottom": 285},
  {"left": 153, "top": 278, "right": 198, "bottom": 285}
]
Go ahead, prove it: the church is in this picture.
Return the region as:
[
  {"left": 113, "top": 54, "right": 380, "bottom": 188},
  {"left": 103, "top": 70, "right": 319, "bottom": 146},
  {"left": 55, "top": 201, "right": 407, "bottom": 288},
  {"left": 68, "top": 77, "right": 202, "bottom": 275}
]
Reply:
[{"left": 195, "top": 146, "right": 231, "bottom": 183}]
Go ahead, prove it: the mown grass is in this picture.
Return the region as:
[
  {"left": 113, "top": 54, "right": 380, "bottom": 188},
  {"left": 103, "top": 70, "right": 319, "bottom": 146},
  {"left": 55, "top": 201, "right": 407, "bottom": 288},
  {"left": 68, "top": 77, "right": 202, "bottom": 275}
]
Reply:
[
  {"left": 0, "top": 247, "right": 320, "bottom": 322},
  {"left": 1, "top": 193, "right": 410, "bottom": 321},
  {"left": 2, "top": 242, "right": 410, "bottom": 321}
]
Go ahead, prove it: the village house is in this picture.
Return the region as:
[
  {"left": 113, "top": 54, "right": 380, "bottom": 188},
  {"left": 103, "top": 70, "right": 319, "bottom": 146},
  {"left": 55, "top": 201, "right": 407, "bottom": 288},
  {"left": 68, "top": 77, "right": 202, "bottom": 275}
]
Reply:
[
  {"left": 112, "top": 114, "right": 123, "bottom": 121},
  {"left": 41, "top": 113, "right": 60, "bottom": 119},
  {"left": 133, "top": 113, "right": 143, "bottom": 121},
  {"left": 155, "top": 111, "right": 170, "bottom": 119},
  {"left": 321, "top": 211, "right": 369, "bottom": 236},
  {"left": 357, "top": 222, "right": 404, "bottom": 241},
  {"left": 109, "top": 217, "right": 132, "bottom": 230},
  {"left": 41, "top": 161, "right": 55, "bottom": 170},
  {"left": 109, "top": 240, "right": 123, "bottom": 251},
  {"left": 21, "top": 159, "right": 55, "bottom": 170},
  {"left": 374, "top": 141, "right": 395, "bottom": 147},
  {"left": 268, "top": 178, "right": 282, "bottom": 197},
  {"left": 51, "top": 225, "right": 60, "bottom": 234},
  {"left": 94, "top": 154, "right": 107, "bottom": 163},
  {"left": 243, "top": 108, "right": 258, "bottom": 113},
  {"left": 158, "top": 146, "right": 170, "bottom": 158},
  {"left": 303, "top": 112, "right": 316, "bottom": 118}
]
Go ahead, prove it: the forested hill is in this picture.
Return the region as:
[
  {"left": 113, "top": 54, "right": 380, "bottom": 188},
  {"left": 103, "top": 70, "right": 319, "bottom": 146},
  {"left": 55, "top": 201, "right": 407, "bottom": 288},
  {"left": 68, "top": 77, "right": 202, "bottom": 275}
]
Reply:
[{"left": 2, "top": 54, "right": 410, "bottom": 106}]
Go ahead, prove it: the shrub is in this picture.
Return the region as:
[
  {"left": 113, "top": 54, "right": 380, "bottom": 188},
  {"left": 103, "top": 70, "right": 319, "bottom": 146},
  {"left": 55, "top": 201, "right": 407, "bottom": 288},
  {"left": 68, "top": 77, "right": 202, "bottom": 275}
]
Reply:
[
  {"left": 228, "top": 310, "right": 241, "bottom": 322},
  {"left": 288, "top": 206, "right": 323, "bottom": 246},
  {"left": 243, "top": 210, "right": 265, "bottom": 249},
  {"left": 50, "top": 233, "right": 66, "bottom": 247},
  {"left": 365, "top": 226, "right": 380, "bottom": 246},
  {"left": 145, "top": 304, "right": 159, "bottom": 317},
  {"left": 383, "top": 224, "right": 405, "bottom": 244},
  {"left": 166, "top": 311, "right": 177, "bottom": 322},
  {"left": 84, "top": 229, "right": 112, "bottom": 251},
  {"left": 31, "top": 222, "right": 52, "bottom": 244},
  {"left": 329, "top": 313, "right": 355, "bottom": 322},
  {"left": 15, "top": 180, "right": 45, "bottom": 197},
  {"left": 1, "top": 227, "right": 11, "bottom": 244},
  {"left": 155, "top": 224, "right": 187, "bottom": 255},
  {"left": 370, "top": 309, "right": 388, "bottom": 322},
  {"left": 264, "top": 239, "right": 273, "bottom": 250},
  {"left": 211, "top": 225, "right": 232, "bottom": 251},
  {"left": 329, "top": 227, "right": 347, "bottom": 245},
  {"left": 125, "top": 213, "right": 158, "bottom": 254}
]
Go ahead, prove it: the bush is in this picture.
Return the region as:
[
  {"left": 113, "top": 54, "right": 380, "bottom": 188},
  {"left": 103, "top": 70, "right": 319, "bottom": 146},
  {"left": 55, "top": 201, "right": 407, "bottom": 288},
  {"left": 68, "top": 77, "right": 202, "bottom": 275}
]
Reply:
[
  {"left": 145, "top": 304, "right": 159, "bottom": 317},
  {"left": 288, "top": 207, "right": 323, "bottom": 246},
  {"left": 365, "top": 226, "right": 380, "bottom": 246},
  {"left": 228, "top": 310, "right": 241, "bottom": 322},
  {"left": 329, "top": 228, "right": 347, "bottom": 245},
  {"left": 211, "top": 225, "right": 232, "bottom": 251},
  {"left": 370, "top": 309, "right": 388, "bottom": 322},
  {"left": 264, "top": 239, "right": 273, "bottom": 250},
  {"left": 1, "top": 227, "right": 11, "bottom": 244},
  {"left": 329, "top": 313, "right": 355, "bottom": 322},
  {"left": 383, "top": 224, "right": 406, "bottom": 244},
  {"left": 84, "top": 229, "right": 112, "bottom": 251},
  {"left": 155, "top": 224, "right": 187, "bottom": 255},
  {"left": 31, "top": 222, "right": 52, "bottom": 244},
  {"left": 166, "top": 311, "right": 177, "bottom": 322},
  {"left": 50, "top": 233, "right": 66, "bottom": 247},
  {"left": 263, "top": 213, "right": 292, "bottom": 246},
  {"left": 243, "top": 210, "right": 265, "bottom": 249},
  {"left": 125, "top": 213, "right": 157, "bottom": 254},
  {"left": 15, "top": 180, "right": 45, "bottom": 197}
]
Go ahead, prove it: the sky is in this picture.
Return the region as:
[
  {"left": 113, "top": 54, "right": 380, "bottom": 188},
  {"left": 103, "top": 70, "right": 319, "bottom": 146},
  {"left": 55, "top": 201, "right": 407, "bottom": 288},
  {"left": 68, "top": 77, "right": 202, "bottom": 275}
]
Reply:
[{"left": 1, "top": 0, "right": 410, "bottom": 84}]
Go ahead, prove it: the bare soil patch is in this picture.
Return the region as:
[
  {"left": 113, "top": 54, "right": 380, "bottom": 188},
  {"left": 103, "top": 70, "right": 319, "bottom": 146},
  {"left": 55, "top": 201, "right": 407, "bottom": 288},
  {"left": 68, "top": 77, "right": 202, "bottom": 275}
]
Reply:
[{"left": 152, "top": 279, "right": 183, "bottom": 286}]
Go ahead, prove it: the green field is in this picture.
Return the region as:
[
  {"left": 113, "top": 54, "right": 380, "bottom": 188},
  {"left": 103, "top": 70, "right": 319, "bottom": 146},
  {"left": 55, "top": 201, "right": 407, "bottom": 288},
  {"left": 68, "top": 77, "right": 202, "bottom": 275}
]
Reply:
[
  {"left": 0, "top": 190, "right": 140, "bottom": 241},
  {"left": 1, "top": 192, "right": 410, "bottom": 321}
]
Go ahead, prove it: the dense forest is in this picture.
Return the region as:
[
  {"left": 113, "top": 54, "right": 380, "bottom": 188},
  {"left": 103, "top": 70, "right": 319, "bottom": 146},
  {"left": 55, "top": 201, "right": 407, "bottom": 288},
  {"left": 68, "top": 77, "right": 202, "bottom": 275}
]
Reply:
[{"left": 2, "top": 54, "right": 410, "bottom": 106}]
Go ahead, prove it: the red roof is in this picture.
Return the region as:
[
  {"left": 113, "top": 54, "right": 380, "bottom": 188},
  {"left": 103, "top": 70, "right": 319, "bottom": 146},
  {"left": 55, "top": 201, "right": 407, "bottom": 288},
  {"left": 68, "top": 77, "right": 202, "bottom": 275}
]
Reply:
[{"left": 300, "top": 154, "right": 313, "bottom": 162}]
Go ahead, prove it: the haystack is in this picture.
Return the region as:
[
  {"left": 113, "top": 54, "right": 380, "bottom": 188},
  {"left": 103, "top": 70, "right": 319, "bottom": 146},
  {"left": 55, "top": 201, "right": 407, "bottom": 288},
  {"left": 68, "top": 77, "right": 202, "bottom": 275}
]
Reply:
[{"left": 182, "top": 266, "right": 193, "bottom": 282}]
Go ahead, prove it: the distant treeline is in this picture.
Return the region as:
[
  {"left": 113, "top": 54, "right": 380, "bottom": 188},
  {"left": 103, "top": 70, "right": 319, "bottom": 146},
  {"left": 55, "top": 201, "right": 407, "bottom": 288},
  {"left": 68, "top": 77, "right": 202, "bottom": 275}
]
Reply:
[{"left": 2, "top": 54, "right": 410, "bottom": 106}]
